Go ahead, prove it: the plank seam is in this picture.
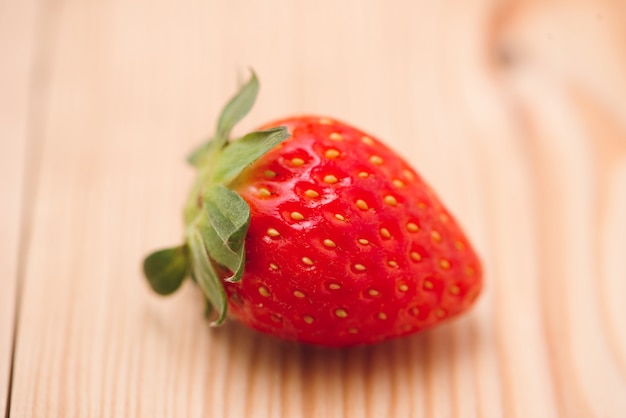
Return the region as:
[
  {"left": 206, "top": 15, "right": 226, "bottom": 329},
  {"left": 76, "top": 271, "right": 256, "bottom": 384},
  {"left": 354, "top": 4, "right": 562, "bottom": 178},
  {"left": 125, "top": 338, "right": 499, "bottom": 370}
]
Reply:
[{"left": 4, "top": 0, "right": 62, "bottom": 415}]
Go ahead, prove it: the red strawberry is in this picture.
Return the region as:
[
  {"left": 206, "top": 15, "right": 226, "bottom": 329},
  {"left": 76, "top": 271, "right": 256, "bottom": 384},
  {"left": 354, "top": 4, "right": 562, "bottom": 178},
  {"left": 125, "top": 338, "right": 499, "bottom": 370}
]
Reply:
[{"left": 143, "top": 72, "right": 482, "bottom": 347}]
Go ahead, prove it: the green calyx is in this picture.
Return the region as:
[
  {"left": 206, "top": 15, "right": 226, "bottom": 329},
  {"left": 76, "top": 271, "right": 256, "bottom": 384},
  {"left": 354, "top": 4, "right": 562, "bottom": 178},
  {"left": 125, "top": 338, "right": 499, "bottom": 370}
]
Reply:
[{"left": 143, "top": 71, "right": 290, "bottom": 325}]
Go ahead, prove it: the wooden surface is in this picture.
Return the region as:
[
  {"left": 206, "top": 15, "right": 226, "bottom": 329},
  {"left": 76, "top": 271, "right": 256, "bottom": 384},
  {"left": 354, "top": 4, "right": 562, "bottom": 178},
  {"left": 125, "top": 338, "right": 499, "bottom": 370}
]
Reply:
[{"left": 2, "top": 0, "right": 626, "bottom": 416}]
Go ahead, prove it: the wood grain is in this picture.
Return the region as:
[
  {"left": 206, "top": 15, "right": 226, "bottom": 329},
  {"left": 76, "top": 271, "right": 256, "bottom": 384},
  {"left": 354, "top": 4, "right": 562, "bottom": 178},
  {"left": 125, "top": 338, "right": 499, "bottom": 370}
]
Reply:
[
  {"left": 495, "top": 2, "right": 626, "bottom": 416},
  {"left": 0, "top": 0, "right": 40, "bottom": 414},
  {"left": 3, "top": 0, "right": 626, "bottom": 417}
]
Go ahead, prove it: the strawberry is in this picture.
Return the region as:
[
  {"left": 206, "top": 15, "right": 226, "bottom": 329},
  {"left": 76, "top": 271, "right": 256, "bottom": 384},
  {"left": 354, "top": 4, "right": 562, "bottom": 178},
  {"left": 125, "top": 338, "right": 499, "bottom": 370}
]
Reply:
[{"left": 143, "top": 72, "right": 482, "bottom": 347}]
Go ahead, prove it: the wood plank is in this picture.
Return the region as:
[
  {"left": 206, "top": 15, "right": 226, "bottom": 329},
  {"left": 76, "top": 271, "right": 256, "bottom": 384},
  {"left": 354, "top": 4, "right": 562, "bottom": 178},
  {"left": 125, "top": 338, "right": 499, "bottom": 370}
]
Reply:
[
  {"left": 8, "top": 1, "right": 497, "bottom": 417},
  {"left": 495, "top": 1, "right": 626, "bottom": 416},
  {"left": 6, "top": 0, "right": 626, "bottom": 416},
  {"left": 0, "top": 0, "right": 40, "bottom": 414}
]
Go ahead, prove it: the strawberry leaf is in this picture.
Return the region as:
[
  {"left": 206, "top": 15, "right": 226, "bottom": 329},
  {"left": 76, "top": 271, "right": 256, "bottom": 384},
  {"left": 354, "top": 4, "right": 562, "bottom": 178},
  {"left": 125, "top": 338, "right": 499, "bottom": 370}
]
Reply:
[
  {"left": 200, "top": 184, "right": 249, "bottom": 282},
  {"left": 143, "top": 245, "right": 189, "bottom": 295},
  {"left": 188, "top": 71, "right": 260, "bottom": 167},
  {"left": 212, "top": 127, "right": 290, "bottom": 185},
  {"left": 204, "top": 184, "right": 250, "bottom": 251},
  {"left": 199, "top": 216, "right": 246, "bottom": 283},
  {"left": 189, "top": 227, "right": 227, "bottom": 325},
  {"left": 215, "top": 71, "right": 259, "bottom": 146},
  {"left": 225, "top": 248, "right": 245, "bottom": 283},
  {"left": 186, "top": 138, "right": 216, "bottom": 167}
]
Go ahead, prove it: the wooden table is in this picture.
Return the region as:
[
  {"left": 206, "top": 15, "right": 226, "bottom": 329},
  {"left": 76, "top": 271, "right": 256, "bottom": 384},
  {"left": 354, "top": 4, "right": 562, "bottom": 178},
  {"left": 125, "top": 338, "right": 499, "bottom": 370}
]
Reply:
[{"left": 2, "top": 0, "right": 625, "bottom": 416}]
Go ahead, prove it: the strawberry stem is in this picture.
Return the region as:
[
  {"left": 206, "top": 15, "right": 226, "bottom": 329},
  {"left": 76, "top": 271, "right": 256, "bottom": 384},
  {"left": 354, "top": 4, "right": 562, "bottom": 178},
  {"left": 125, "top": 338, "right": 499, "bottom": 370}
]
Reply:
[{"left": 143, "top": 71, "right": 290, "bottom": 324}]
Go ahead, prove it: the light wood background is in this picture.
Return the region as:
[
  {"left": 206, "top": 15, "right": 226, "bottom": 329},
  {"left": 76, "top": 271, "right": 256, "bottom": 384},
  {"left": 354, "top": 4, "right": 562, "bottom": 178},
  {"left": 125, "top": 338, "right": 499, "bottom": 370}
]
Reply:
[{"left": 2, "top": 0, "right": 626, "bottom": 417}]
